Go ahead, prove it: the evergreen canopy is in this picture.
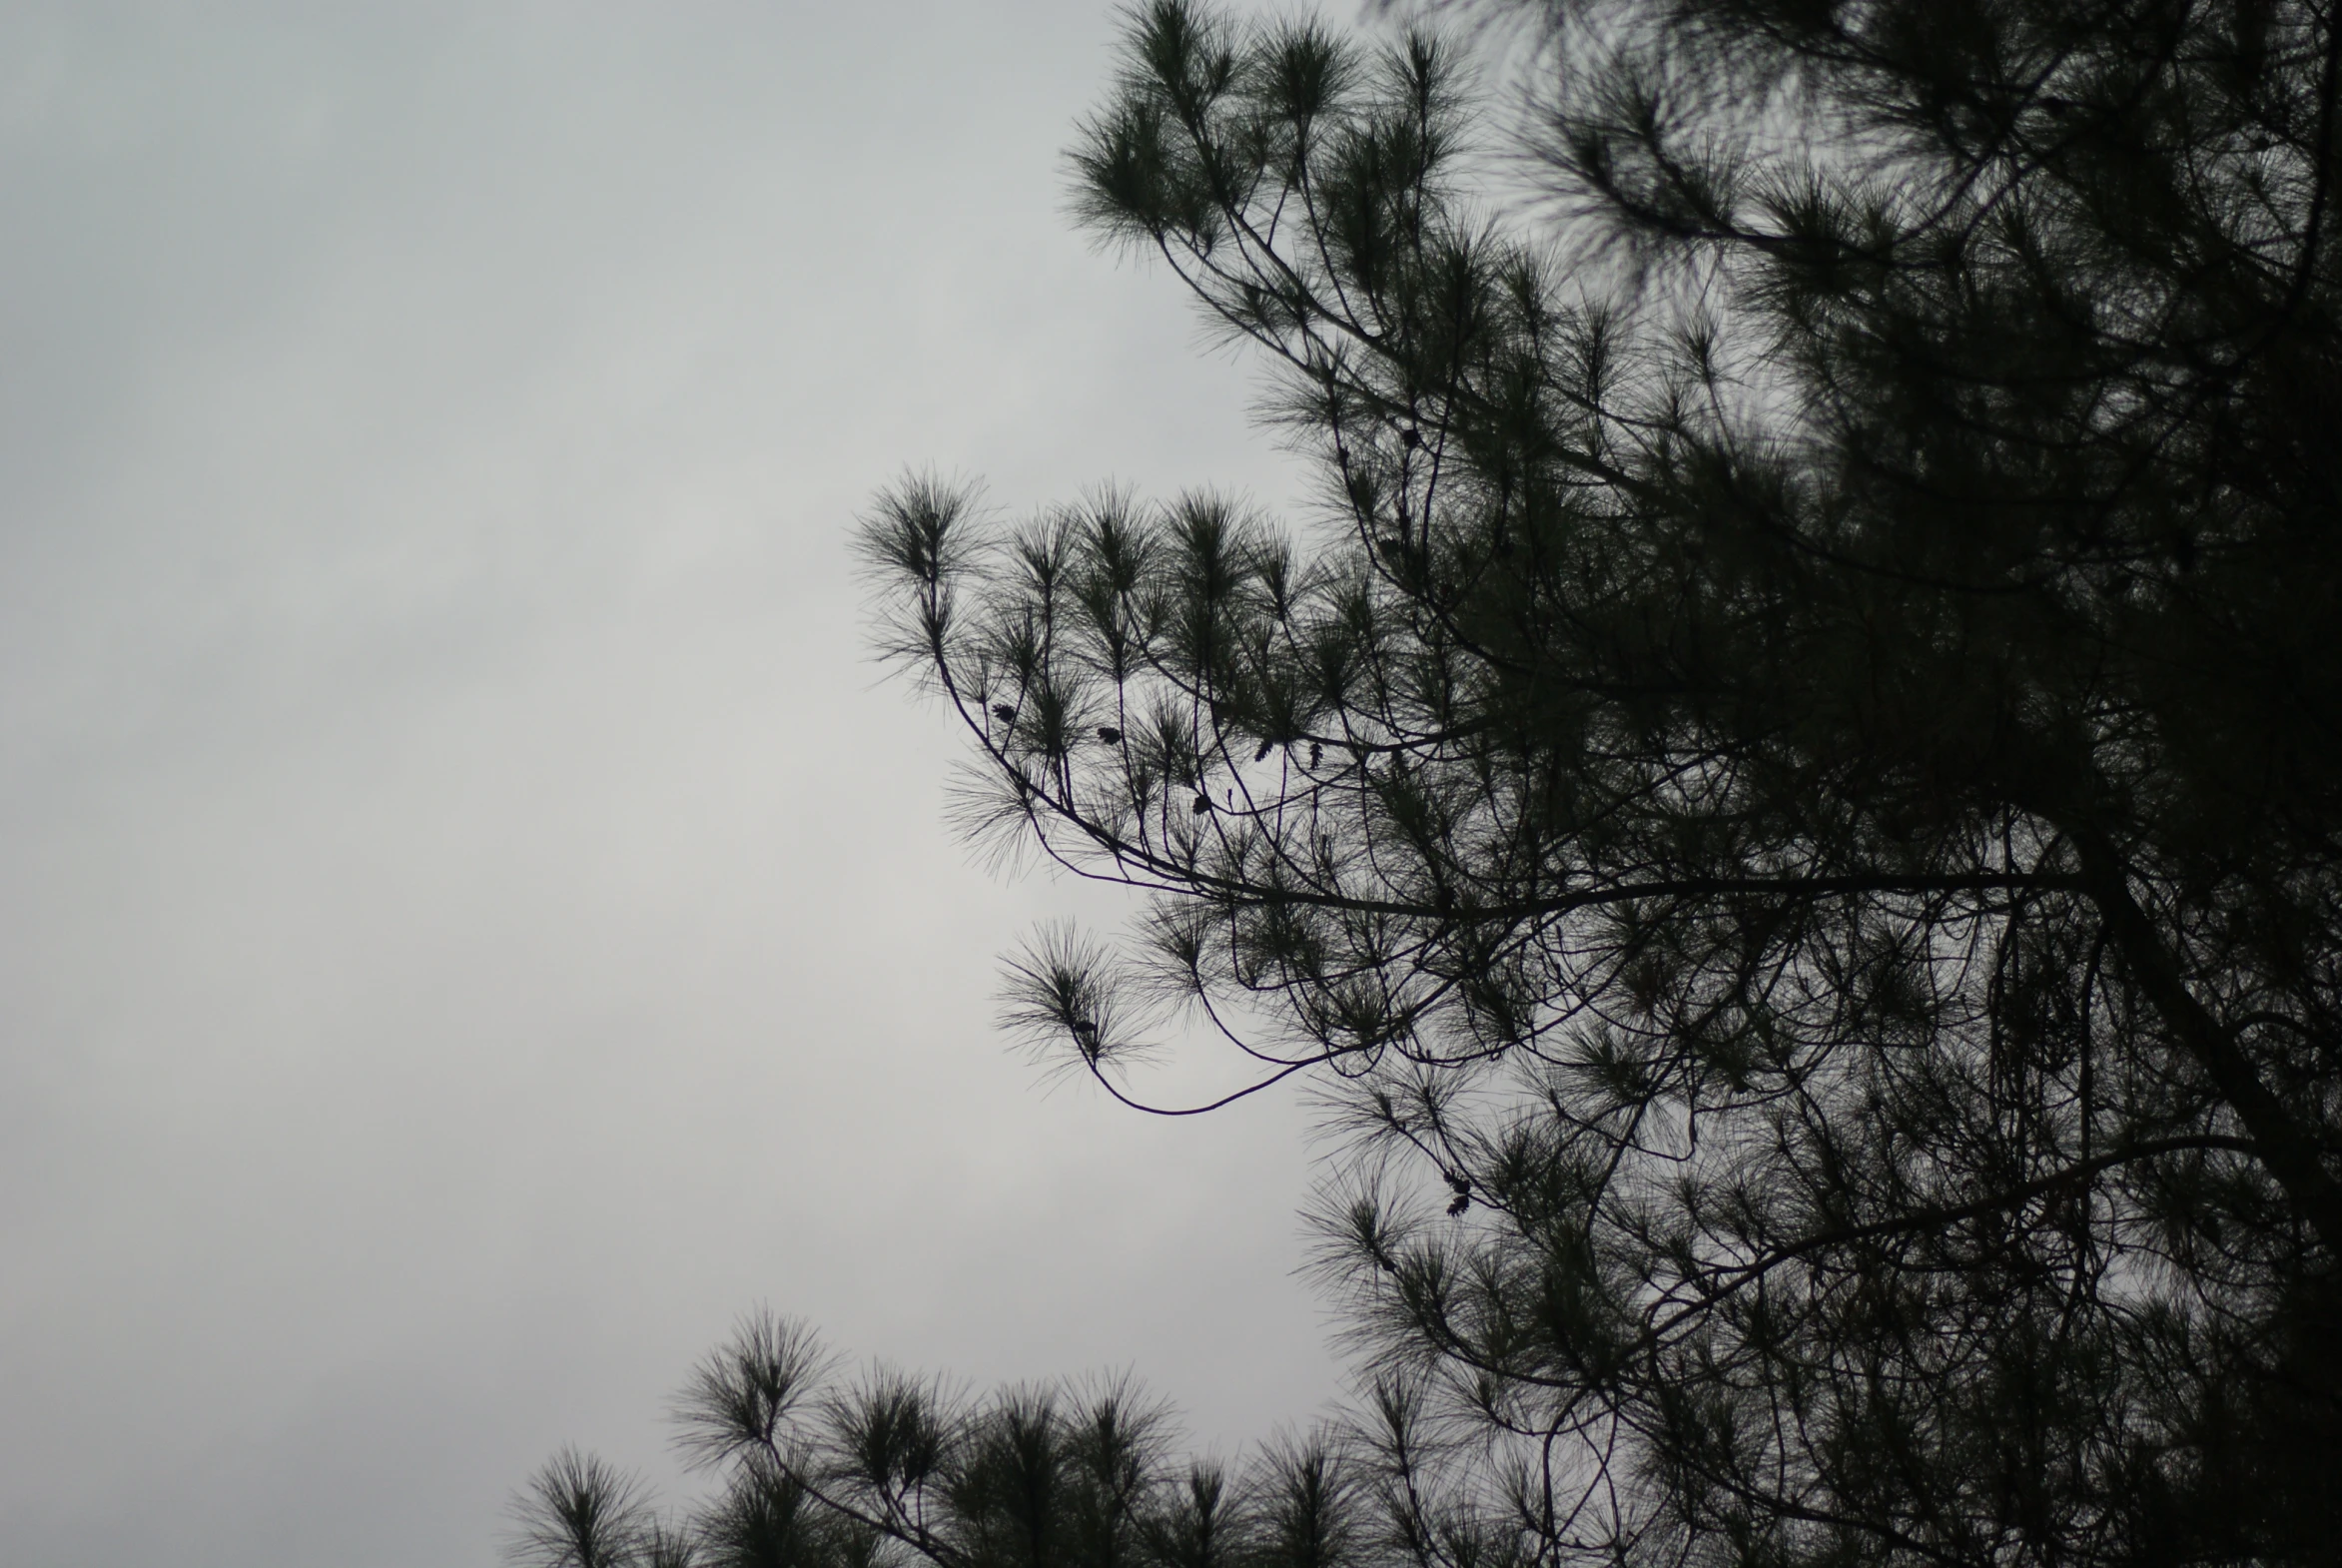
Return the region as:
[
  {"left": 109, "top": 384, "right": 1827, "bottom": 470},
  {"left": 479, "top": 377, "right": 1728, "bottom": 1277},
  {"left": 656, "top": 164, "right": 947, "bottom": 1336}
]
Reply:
[
  {"left": 516, "top": 0, "right": 2342, "bottom": 1563},
  {"left": 854, "top": 0, "right": 2342, "bottom": 1558}
]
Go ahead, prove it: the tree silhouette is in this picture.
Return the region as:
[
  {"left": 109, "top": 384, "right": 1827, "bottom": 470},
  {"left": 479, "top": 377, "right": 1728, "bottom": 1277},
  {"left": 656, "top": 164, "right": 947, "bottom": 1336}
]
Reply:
[
  {"left": 844, "top": 0, "right": 2342, "bottom": 1560},
  {"left": 519, "top": 1, "right": 2342, "bottom": 1561},
  {"left": 505, "top": 1314, "right": 1365, "bottom": 1568}
]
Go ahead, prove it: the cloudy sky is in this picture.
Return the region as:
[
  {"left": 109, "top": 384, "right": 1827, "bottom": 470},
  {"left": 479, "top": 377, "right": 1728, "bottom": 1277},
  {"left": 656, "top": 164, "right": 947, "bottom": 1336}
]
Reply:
[{"left": 0, "top": 4, "right": 1397, "bottom": 1562}]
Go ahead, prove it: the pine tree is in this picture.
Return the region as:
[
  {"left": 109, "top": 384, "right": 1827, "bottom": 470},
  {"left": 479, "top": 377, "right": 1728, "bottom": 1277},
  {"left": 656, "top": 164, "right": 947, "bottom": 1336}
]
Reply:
[
  {"left": 504, "top": 1314, "right": 1359, "bottom": 1568},
  {"left": 844, "top": 1, "right": 2342, "bottom": 1561}
]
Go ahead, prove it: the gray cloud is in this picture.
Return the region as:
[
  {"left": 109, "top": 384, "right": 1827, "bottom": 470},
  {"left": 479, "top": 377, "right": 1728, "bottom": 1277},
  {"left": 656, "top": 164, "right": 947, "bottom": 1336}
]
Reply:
[{"left": 0, "top": 4, "right": 1349, "bottom": 1564}]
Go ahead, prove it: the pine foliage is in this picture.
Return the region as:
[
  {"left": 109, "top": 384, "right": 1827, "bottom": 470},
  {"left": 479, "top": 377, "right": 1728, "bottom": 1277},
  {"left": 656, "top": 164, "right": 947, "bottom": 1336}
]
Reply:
[
  {"left": 844, "top": 0, "right": 2342, "bottom": 1561},
  {"left": 505, "top": 1315, "right": 1368, "bottom": 1568}
]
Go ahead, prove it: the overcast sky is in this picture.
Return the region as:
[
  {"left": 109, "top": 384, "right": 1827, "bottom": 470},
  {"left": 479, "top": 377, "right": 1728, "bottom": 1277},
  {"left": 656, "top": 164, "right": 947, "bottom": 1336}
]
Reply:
[{"left": 0, "top": 4, "right": 1396, "bottom": 1563}]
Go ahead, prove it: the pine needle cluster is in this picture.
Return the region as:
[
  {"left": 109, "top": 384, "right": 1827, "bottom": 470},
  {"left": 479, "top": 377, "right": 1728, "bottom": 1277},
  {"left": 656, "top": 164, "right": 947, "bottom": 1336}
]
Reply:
[
  {"left": 851, "top": 1, "right": 2342, "bottom": 1560},
  {"left": 522, "top": 1, "right": 2342, "bottom": 1562}
]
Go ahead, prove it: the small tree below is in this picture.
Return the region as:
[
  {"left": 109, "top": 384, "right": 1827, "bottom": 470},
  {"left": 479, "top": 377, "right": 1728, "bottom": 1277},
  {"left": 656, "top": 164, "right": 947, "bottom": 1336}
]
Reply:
[{"left": 506, "top": 1313, "right": 1376, "bottom": 1568}]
